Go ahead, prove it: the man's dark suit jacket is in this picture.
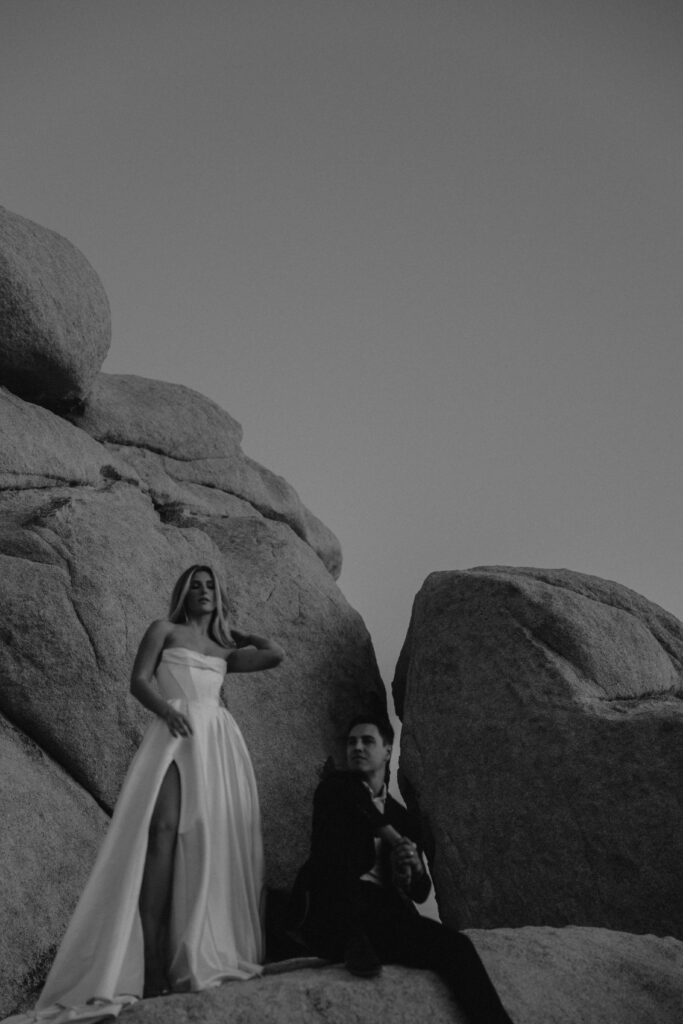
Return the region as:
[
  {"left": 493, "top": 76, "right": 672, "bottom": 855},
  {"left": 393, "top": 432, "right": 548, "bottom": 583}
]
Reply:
[
  {"left": 295, "top": 770, "right": 431, "bottom": 952},
  {"left": 288, "top": 773, "right": 514, "bottom": 1024}
]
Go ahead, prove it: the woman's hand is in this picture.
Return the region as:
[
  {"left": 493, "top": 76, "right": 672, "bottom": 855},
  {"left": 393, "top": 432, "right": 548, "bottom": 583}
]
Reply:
[
  {"left": 228, "top": 629, "right": 284, "bottom": 672},
  {"left": 162, "top": 705, "right": 193, "bottom": 738}
]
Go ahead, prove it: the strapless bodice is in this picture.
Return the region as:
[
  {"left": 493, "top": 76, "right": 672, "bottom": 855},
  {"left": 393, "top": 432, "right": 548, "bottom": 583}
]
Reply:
[{"left": 155, "top": 646, "right": 227, "bottom": 705}]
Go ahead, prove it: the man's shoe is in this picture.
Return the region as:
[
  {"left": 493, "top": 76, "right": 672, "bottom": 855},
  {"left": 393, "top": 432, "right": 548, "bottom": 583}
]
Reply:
[{"left": 344, "top": 933, "right": 382, "bottom": 979}]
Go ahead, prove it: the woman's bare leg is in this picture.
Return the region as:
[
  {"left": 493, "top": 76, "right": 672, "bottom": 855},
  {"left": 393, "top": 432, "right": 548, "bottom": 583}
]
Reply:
[{"left": 139, "top": 762, "right": 181, "bottom": 996}]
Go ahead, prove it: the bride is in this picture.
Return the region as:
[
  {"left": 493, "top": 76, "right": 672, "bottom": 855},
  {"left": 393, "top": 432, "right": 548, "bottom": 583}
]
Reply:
[{"left": 9, "top": 565, "right": 283, "bottom": 1023}]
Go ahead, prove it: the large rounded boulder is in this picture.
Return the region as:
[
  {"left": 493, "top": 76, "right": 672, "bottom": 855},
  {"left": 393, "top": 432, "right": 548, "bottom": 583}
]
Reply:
[
  {"left": 0, "top": 206, "right": 110, "bottom": 409},
  {"left": 0, "top": 206, "right": 376, "bottom": 1016},
  {"left": 394, "top": 567, "right": 683, "bottom": 938}
]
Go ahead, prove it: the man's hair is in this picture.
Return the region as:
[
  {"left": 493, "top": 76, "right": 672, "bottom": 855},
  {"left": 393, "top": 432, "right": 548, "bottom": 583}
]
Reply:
[{"left": 346, "top": 713, "right": 394, "bottom": 746}]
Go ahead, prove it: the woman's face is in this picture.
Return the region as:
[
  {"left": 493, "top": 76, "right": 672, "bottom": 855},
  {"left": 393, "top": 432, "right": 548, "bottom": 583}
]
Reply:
[{"left": 184, "top": 570, "right": 217, "bottom": 617}]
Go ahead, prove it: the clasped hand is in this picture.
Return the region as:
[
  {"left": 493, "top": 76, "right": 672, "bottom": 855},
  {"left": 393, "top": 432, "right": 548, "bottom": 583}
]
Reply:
[{"left": 391, "top": 837, "right": 422, "bottom": 878}]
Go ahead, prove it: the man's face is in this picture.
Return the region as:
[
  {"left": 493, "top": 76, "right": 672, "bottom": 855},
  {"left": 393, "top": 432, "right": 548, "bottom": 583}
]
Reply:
[{"left": 346, "top": 723, "right": 391, "bottom": 779}]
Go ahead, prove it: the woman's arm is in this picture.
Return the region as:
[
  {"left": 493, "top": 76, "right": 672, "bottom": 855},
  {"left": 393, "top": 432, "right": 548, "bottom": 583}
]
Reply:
[
  {"left": 130, "top": 620, "right": 193, "bottom": 737},
  {"left": 228, "top": 630, "right": 285, "bottom": 673}
]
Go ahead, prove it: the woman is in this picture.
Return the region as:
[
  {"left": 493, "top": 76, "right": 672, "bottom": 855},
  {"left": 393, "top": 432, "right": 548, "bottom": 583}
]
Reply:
[{"left": 10, "top": 565, "right": 283, "bottom": 1023}]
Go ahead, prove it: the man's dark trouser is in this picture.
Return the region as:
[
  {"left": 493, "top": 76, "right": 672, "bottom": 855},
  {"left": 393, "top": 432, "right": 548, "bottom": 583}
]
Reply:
[{"left": 305, "top": 881, "right": 514, "bottom": 1024}]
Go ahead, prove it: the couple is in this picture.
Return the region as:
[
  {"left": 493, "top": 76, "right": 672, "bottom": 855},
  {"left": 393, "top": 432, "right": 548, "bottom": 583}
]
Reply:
[{"left": 7, "top": 565, "right": 512, "bottom": 1024}]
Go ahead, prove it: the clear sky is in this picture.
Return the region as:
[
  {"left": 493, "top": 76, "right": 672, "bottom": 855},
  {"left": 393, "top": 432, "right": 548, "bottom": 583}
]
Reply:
[{"left": 3, "top": 0, "right": 683, "bottom": 692}]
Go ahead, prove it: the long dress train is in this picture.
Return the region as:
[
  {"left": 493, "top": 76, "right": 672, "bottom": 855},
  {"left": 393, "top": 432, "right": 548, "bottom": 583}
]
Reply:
[{"left": 5, "top": 647, "right": 264, "bottom": 1023}]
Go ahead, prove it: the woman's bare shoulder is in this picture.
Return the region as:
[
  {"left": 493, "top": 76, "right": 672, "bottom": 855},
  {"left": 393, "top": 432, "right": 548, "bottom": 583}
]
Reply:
[{"left": 142, "top": 619, "right": 175, "bottom": 643}]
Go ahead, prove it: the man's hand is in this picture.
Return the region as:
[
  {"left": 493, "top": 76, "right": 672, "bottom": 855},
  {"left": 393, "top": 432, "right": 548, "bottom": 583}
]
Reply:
[{"left": 391, "top": 837, "right": 424, "bottom": 887}]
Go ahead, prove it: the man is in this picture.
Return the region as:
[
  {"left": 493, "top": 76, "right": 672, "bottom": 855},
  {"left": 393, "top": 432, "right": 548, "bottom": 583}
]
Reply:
[{"left": 300, "top": 715, "right": 514, "bottom": 1024}]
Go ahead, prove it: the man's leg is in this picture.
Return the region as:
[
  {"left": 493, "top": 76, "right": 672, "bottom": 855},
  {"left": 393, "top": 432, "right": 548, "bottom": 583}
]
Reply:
[
  {"left": 303, "top": 873, "right": 382, "bottom": 976},
  {"left": 360, "top": 887, "right": 514, "bottom": 1024}
]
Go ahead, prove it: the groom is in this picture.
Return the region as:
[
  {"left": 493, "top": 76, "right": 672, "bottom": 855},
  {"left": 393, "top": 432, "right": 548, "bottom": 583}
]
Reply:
[{"left": 298, "top": 714, "right": 514, "bottom": 1024}]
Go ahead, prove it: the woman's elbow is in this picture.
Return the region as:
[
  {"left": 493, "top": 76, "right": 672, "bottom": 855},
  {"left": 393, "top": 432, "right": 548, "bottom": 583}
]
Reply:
[
  {"left": 269, "top": 647, "right": 285, "bottom": 668},
  {"left": 130, "top": 675, "right": 147, "bottom": 698}
]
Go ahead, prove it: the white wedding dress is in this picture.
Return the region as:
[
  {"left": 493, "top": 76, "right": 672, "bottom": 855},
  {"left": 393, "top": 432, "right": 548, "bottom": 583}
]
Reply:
[{"left": 7, "top": 648, "right": 264, "bottom": 1024}]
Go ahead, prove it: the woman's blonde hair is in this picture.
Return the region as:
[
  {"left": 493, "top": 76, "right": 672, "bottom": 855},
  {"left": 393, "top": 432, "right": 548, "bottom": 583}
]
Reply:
[{"left": 168, "top": 565, "right": 233, "bottom": 647}]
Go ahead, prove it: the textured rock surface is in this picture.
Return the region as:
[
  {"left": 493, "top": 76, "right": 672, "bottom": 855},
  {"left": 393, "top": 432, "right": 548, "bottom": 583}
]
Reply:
[
  {"left": 0, "top": 206, "right": 110, "bottom": 408},
  {"left": 0, "top": 717, "right": 108, "bottom": 1017},
  {"left": 394, "top": 567, "right": 683, "bottom": 936},
  {"left": 468, "top": 926, "right": 683, "bottom": 1024},
  {"left": 0, "top": 386, "right": 138, "bottom": 489},
  {"left": 0, "top": 389, "right": 382, "bottom": 1010},
  {"left": 34, "top": 927, "right": 679, "bottom": 1024},
  {"left": 68, "top": 373, "right": 342, "bottom": 577}
]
